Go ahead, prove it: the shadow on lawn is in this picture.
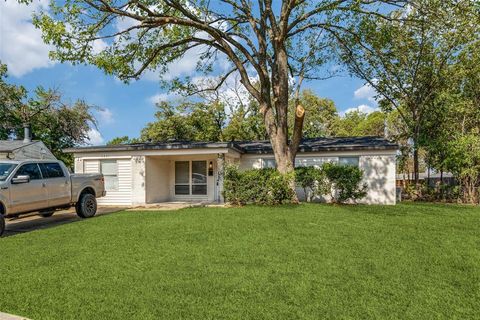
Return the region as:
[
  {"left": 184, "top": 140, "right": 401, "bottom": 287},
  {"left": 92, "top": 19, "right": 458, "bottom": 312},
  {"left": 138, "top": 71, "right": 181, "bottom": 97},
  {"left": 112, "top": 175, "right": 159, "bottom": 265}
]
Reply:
[{"left": 2, "top": 207, "right": 125, "bottom": 238}]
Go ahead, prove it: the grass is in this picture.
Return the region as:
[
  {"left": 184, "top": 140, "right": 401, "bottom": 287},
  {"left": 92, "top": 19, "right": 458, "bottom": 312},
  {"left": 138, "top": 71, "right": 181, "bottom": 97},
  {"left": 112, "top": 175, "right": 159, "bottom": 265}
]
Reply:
[{"left": 1, "top": 203, "right": 479, "bottom": 320}]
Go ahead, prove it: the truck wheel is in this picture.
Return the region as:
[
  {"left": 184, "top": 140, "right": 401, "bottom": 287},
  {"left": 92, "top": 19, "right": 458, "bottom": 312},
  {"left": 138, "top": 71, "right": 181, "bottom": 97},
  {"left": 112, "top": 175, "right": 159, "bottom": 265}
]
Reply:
[
  {"left": 0, "top": 214, "right": 5, "bottom": 237},
  {"left": 40, "top": 211, "right": 55, "bottom": 218},
  {"left": 76, "top": 193, "right": 97, "bottom": 218}
]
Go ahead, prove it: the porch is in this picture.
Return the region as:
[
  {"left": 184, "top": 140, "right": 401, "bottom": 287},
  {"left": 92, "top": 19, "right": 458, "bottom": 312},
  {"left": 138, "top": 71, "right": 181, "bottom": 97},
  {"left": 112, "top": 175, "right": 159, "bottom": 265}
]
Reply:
[{"left": 144, "top": 154, "right": 225, "bottom": 204}]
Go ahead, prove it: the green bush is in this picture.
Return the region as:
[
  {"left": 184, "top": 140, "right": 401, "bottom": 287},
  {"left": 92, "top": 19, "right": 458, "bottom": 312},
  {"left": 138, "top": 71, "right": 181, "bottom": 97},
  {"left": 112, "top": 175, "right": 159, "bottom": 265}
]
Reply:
[
  {"left": 224, "top": 163, "right": 367, "bottom": 205},
  {"left": 223, "top": 165, "right": 295, "bottom": 205},
  {"left": 322, "top": 163, "right": 368, "bottom": 204},
  {"left": 294, "top": 166, "right": 329, "bottom": 202}
]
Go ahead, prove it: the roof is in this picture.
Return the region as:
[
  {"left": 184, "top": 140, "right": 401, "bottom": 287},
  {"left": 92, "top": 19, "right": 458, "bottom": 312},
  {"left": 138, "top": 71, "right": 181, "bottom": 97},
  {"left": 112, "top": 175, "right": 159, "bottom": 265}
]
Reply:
[
  {"left": 65, "top": 136, "right": 398, "bottom": 154},
  {"left": 237, "top": 136, "right": 398, "bottom": 154},
  {"left": 0, "top": 140, "right": 37, "bottom": 152},
  {"left": 64, "top": 141, "right": 243, "bottom": 153}
]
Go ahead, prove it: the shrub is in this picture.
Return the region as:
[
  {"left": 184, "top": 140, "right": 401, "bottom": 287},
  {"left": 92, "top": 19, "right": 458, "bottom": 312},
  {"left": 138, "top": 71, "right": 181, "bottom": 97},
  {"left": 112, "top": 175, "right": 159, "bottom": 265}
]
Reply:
[
  {"left": 223, "top": 165, "right": 294, "bottom": 205},
  {"left": 322, "top": 163, "right": 368, "bottom": 204},
  {"left": 294, "top": 166, "right": 329, "bottom": 202}
]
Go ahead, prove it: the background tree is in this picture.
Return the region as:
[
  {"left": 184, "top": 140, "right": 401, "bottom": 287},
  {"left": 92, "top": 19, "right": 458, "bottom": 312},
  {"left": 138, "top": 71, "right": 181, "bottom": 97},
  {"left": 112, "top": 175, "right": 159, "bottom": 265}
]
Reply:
[
  {"left": 106, "top": 136, "right": 141, "bottom": 145},
  {"left": 290, "top": 90, "right": 338, "bottom": 138},
  {"left": 35, "top": 0, "right": 410, "bottom": 199},
  {"left": 340, "top": 1, "right": 479, "bottom": 184},
  {"left": 141, "top": 100, "right": 226, "bottom": 142},
  {"left": 334, "top": 110, "right": 386, "bottom": 137},
  {"left": 0, "top": 62, "right": 97, "bottom": 167}
]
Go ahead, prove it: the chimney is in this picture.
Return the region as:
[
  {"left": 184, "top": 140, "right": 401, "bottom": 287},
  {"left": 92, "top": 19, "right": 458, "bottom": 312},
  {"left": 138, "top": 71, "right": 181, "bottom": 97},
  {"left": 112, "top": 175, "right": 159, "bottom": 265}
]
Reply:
[{"left": 23, "top": 124, "right": 31, "bottom": 143}]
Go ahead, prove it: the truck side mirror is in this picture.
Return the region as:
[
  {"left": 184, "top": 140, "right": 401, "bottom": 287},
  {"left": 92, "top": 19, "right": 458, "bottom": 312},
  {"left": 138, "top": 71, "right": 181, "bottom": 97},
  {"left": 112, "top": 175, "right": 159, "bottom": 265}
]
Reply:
[{"left": 12, "top": 175, "right": 30, "bottom": 184}]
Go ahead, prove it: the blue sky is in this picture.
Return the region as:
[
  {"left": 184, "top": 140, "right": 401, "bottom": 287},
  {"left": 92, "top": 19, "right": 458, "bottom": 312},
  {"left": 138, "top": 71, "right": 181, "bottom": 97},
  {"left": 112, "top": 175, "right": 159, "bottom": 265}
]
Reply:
[{"left": 0, "top": 1, "right": 378, "bottom": 145}]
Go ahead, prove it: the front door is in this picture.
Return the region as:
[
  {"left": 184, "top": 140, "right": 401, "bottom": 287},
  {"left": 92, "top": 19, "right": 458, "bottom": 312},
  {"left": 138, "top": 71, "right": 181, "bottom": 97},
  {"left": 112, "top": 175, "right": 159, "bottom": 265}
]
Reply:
[
  {"left": 9, "top": 163, "right": 49, "bottom": 214},
  {"left": 174, "top": 160, "right": 208, "bottom": 197},
  {"left": 39, "top": 163, "right": 71, "bottom": 207}
]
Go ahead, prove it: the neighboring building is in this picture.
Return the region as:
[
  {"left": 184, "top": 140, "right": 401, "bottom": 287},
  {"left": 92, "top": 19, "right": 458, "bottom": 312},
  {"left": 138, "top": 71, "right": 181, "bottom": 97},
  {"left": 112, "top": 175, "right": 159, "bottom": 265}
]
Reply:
[
  {"left": 65, "top": 136, "right": 398, "bottom": 206},
  {"left": 0, "top": 140, "right": 56, "bottom": 161},
  {"left": 396, "top": 172, "right": 456, "bottom": 188}
]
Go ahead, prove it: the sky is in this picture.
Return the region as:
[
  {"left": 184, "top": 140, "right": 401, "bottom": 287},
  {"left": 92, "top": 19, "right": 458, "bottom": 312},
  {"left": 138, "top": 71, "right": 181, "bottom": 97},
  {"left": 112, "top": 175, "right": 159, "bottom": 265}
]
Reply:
[{"left": 0, "top": 0, "right": 378, "bottom": 145}]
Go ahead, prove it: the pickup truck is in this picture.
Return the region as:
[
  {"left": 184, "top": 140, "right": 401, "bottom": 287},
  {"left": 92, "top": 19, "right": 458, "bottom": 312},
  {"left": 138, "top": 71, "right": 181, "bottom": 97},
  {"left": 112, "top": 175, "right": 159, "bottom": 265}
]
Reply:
[{"left": 0, "top": 160, "right": 106, "bottom": 236}]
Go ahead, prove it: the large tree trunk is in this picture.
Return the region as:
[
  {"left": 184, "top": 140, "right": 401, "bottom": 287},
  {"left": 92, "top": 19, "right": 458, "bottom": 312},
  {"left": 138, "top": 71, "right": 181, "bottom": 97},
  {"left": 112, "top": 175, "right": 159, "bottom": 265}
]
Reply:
[
  {"left": 412, "top": 128, "right": 420, "bottom": 187},
  {"left": 259, "top": 43, "right": 305, "bottom": 202}
]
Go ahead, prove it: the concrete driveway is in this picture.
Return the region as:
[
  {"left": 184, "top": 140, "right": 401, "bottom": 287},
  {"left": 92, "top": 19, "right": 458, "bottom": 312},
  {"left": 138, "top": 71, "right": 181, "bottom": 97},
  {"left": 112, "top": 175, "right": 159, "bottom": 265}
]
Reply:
[{"left": 3, "top": 207, "right": 126, "bottom": 237}]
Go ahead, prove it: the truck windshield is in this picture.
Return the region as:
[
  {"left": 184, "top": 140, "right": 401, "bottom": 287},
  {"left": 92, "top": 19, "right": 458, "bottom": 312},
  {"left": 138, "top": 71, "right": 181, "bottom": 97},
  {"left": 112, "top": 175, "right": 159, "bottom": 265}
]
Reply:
[{"left": 0, "top": 163, "right": 17, "bottom": 181}]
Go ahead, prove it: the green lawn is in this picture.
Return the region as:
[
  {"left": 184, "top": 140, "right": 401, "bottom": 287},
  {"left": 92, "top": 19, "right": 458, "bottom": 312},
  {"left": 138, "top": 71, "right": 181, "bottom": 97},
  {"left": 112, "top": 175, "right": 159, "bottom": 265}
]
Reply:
[{"left": 1, "top": 203, "right": 479, "bottom": 320}]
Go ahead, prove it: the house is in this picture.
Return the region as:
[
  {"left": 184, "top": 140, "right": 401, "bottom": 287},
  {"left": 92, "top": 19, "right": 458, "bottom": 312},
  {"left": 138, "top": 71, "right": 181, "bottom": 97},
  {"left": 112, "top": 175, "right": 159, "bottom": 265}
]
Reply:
[
  {"left": 0, "top": 140, "right": 56, "bottom": 160},
  {"left": 65, "top": 136, "right": 398, "bottom": 206}
]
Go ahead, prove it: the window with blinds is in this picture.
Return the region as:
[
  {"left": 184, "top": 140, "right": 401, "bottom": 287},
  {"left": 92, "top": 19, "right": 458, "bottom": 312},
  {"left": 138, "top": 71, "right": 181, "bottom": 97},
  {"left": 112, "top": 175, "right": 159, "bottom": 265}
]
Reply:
[{"left": 101, "top": 160, "right": 119, "bottom": 191}]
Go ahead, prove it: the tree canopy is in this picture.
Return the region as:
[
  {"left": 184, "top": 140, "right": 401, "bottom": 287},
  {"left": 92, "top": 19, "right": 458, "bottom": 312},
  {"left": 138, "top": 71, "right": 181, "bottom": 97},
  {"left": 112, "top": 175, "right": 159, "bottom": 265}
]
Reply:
[
  {"left": 34, "top": 0, "right": 411, "bottom": 185},
  {"left": 0, "top": 62, "right": 97, "bottom": 167}
]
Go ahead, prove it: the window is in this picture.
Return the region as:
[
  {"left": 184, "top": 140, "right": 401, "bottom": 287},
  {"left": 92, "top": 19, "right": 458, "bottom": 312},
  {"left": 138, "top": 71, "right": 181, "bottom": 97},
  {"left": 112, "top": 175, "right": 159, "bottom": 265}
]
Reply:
[
  {"left": 39, "top": 163, "right": 65, "bottom": 178},
  {"left": 192, "top": 161, "right": 207, "bottom": 195},
  {"left": 262, "top": 159, "right": 276, "bottom": 169},
  {"left": 339, "top": 157, "right": 359, "bottom": 167},
  {"left": 175, "top": 161, "right": 190, "bottom": 195},
  {"left": 175, "top": 160, "right": 208, "bottom": 196},
  {"left": 0, "top": 163, "right": 17, "bottom": 181},
  {"left": 101, "top": 160, "right": 118, "bottom": 191},
  {"left": 15, "top": 163, "right": 42, "bottom": 180}
]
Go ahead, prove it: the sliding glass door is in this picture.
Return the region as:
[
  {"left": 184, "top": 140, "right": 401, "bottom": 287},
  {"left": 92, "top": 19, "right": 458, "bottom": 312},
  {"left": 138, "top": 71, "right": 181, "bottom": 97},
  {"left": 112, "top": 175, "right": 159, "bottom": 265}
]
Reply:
[{"left": 175, "top": 160, "right": 208, "bottom": 196}]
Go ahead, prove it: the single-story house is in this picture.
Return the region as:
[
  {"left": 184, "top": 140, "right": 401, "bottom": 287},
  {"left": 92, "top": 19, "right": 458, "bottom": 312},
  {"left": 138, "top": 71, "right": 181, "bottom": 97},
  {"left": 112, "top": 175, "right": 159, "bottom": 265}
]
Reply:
[
  {"left": 65, "top": 136, "right": 398, "bottom": 206},
  {"left": 0, "top": 140, "right": 56, "bottom": 160}
]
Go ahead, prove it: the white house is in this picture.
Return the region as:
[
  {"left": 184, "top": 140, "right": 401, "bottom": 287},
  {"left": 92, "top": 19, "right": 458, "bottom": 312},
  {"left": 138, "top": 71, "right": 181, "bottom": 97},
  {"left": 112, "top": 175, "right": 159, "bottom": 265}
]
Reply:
[{"left": 65, "top": 137, "right": 398, "bottom": 206}]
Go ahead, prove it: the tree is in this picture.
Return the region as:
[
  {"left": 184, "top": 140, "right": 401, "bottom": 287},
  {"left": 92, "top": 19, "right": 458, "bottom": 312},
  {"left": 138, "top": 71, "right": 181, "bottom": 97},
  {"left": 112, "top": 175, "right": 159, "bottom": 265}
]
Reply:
[
  {"left": 290, "top": 90, "right": 338, "bottom": 138},
  {"left": 340, "top": 1, "right": 479, "bottom": 184},
  {"left": 141, "top": 100, "right": 226, "bottom": 142},
  {"left": 106, "top": 136, "right": 140, "bottom": 145},
  {"left": 0, "top": 62, "right": 96, "bottom": 167},
  {"left": 35, "top": 0, "right": 410, "bottom": 199},
  {"left": 334, "top": 110, "right": 386, "bottom": 137},
  {"left": 444, "top": 134, "right": 480, "bottom": 204}
]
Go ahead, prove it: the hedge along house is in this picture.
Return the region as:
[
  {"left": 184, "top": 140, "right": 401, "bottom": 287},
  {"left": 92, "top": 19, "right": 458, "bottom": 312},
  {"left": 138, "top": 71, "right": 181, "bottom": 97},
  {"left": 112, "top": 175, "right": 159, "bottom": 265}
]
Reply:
[{"left": 65, "top": 136, "right": 398, "bottom": 206}]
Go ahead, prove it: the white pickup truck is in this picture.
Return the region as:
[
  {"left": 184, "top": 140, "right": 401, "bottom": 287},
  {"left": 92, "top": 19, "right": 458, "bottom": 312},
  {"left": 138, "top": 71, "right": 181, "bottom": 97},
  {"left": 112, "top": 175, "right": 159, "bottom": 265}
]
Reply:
[{"left": 0, "top": 160, "right": 106, "bottom": 236}]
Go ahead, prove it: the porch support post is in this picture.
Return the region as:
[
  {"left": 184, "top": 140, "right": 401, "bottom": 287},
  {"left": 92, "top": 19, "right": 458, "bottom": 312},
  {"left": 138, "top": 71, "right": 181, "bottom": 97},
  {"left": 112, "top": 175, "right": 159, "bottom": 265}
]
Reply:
[
  {"left": 131, "top": 156, "right": 146, "bottom": 205},
  {"left": 216, "top": 153, "right": 225, "bottom": 203}
]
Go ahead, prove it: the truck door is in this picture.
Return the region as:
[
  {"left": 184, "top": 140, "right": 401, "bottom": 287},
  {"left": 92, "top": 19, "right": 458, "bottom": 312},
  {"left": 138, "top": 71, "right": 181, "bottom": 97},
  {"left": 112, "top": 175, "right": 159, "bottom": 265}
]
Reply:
[
  {"left": 9, "top": 163, "right": 49, "bottom": 214},
  {"left": 39, "top": 163, "right": 71, "bottom": 207}
]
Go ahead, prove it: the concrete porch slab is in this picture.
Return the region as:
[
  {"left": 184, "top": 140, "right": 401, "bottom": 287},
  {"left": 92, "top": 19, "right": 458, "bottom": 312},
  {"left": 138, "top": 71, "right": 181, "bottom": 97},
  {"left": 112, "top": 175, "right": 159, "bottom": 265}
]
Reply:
[{"left": 127, "top": 201, "right": 225, "bottom": 211}]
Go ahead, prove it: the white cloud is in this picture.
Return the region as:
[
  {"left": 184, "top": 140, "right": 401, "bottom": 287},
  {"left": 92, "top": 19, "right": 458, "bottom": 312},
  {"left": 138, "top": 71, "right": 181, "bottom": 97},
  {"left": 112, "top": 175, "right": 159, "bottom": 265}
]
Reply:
[
  {"left": 0, "top": 0, "right": 55, "bottom": 77},
  {"left": 98, "top": 108, "right": 114, "bottom": 124},
  {"left": 86, "top": 128, "right": 104, "bottom": 145},
  {"left": 354, "top": 82, "right": 378, "bottom": 104},
  {"left": 91, "top": 39, "right": 108, "bottom": 54},
  {"left": 342, "top": 104, "right": 379, "bottom": 116},
  {"left": 148, "top": 92, "right": 182, "bottom": 105}
]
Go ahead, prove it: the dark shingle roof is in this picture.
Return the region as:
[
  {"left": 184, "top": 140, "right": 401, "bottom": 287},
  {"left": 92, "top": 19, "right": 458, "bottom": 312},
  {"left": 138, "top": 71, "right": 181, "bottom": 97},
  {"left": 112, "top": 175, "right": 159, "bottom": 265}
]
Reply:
[
  {"left": 0, "top": 140, "right": 36, "bottom": 152},
  {"left": 65, "top": 136, "right": 398, "bottom": 154},
  {"left": 237, "top": 136, "right": 398, "bottom": 154}
]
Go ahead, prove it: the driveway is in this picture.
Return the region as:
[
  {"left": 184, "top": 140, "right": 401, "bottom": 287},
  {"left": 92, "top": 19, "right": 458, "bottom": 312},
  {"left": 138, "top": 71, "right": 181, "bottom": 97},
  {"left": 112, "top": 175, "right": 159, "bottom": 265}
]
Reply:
[{"left": 3, "top": 207, "right": 126, "bottom": 237}]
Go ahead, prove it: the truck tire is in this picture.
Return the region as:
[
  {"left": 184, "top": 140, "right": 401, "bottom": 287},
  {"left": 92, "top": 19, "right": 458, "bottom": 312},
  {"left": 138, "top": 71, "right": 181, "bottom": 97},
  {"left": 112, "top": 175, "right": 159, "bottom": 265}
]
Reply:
[
  {"left": 76, "top": 193, "right": 97, "bottom": 218},
  {"left": 0, "top": 214, "right": 5, "bottom": 237}
]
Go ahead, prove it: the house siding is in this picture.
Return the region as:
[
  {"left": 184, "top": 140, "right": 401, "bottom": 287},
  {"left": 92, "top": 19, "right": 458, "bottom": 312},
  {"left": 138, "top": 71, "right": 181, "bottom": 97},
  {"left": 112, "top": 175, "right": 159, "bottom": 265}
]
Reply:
[
  {"left": 239, "top": 150, "right": 397, "bottom": 205},
  {"left": 71, "top": 147, "right": 396, "bottom": 205},
  {"left": 83, "top": 158, "right": 133, "bottom": 206}
]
